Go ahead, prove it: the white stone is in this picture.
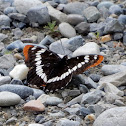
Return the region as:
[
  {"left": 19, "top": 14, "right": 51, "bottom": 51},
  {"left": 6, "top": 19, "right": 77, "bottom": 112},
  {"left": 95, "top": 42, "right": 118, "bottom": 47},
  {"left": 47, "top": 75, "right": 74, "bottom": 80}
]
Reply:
[
  {"left": 9, "top": 64, "right": 29, "bottom": 80},
  {"left": 14, "top": 0, "right": 43, "bottom": 15},
  {"left": 73, "top": 42, "right": 100, "bottom": 57},
  {"left": 0, "top": 91, "right": 21, "bottom": 106},
  {"left": 0, "top": 76, "right": 11, "bottom": 85},
  {"left": 44, "top": 2, "right": 67, "bottom": 23},
  {"left": 59, "top": 22, "right": 76, "bottom": 38}
]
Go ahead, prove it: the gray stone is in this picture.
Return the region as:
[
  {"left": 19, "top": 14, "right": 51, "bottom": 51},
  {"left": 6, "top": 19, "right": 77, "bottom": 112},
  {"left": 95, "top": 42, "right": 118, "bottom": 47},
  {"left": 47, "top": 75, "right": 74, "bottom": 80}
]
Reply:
[
  {"left": 83, "top": 6, "right": 101, "bottom": 23},
  {"left": 99, "top": 70, "right": 126, "bottom": 87},
  {"left": 114, "top": 99, "right": 125, "bottom": 106},
  {"left": 64, "top": 107, "right": 80, "bottom": 115},
  {"left": 68, "top": 90, "right": 81, "bottom": 97},
  {"left": 101, "top": 65, "right": 126, "bottom": 75},
  {"left": 99, "top": 7, "right": 110, "bottom": 19},
  {"left": 75, "top": 22, "right": 90, "bottom": 35},
  {"left": 97, "top": 1, "right": 114, "bottom": 9},
  {"left": 0, "top": 76, "right": 11, "bottom": 85},
  {"left": 113, "top": 33, "right": 123, "bottom": 40},
  {"left": 0, "top": 15, "right": 11, "bottom": 27},
  {"left": 10, "top": 79, "right": 23, "bottom": 85},
  {"left": 38, "top": 94, "right": 63, "bottom": 106},
  {"left": 0, "top": 42, "right": 5, "bottom": 51},
  {"left": 32, "top": 88, "right": 45, "bottom": 99},
  {"left": 79, "top": 84, "right": 89, "bottom": 94},
  {"left": 67, "top": 14, "right": 86, "bottom": 26},
  {"left": 104, "top": 18, "right": 125, "bottom": 34},
  {"left": 44, "top": 2, "right": 67, "bottom": 23},
  {"left": 79, "top": 107, "right": 91, "bottom": 117},
  {"left": 0, "top": 91, "right": 21, "bottom": 106},
  {"left": 6, "top": 117, "right": 17, "bottom": 125},
  {"left": 118, "top": 14, "right": 126, "bottom": 25},
  {"left": 98, "top": 83, "right": 124, "bottom": 96},
  {"left": 49, "top": 111, "right": 65, "bottom": 118},
  {"left": 49, "top": 38, "right": 72, "bottom": 55},
  {"left": 4, "top": 7, "right": 17, "bottom": 15},
  {"left": 81, "top": 90, "right": 104, "bottom": 104},
  {"left": 93, "top": 107, "right": 126, "bottom": 126},
  {"left": 0, "top": 33, "right": 8, "bottom": 42},
  {"left": 89, "top": 74, "right": 101, "bottom": 82},
  {"left": 62, "top": 35, "right": 84, "bottom": 52},
  {"left": 53, "top": 0, "right": 67, "bottom": 4},
  {"left": 109, "top": 5, "right": 123, "bottom": 15},
  {"left": 104, "top": 92, "right": 123, "bottom": 104},
  {"left": 56, "top": 118, "right": 80, "bottom": 126},
  {"left": 12, "top": 28, "right": 23, "bottom": 38},
  {"left": 0, "top": 54, "right": 16, "bottom": 69},
  {"left": 64, "top": 2, "right": 88, "bottom": 15},
  {"left": 6, "top": 40, "right": 25, "bottom": 51},
  {"left": 59, "top": 22, "right": 76, "bottom": 38},
  {"left": 40, "top": 35, "right": 55, "bottom": 46},
  {"left": 27, "top": 5, "right": 50, "bottom": 25},
  {"left": 8, "top": 13, "right": 26, "bottom": 22},
  {"left": 123, "top": 32, "right": 126, "bottom": 46},
  {"left": 14, "top": 0, "right": 43, "bottom": 15},
  {"left": 0, "top": 84, "right": 34, "bottom": 99}
]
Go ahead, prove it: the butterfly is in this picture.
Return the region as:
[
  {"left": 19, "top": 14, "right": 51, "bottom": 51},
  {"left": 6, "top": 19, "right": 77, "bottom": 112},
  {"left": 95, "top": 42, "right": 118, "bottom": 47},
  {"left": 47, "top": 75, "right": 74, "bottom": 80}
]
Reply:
[{"left": 23, "top": 45, "right": 104, "bottom": 92}]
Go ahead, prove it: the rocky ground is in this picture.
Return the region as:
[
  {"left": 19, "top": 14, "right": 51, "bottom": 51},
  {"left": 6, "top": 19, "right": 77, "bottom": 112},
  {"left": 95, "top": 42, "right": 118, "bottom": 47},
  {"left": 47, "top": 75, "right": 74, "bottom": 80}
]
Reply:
[{"left": 0, "top": 0, "right": 126, "bottom": 126}]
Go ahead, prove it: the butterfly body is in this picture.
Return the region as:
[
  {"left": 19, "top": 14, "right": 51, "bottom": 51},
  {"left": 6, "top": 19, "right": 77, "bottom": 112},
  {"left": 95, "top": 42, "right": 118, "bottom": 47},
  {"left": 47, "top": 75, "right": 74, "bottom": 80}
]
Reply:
[{"left": 23, "top": 45, "right": 104, "bottom": 92}]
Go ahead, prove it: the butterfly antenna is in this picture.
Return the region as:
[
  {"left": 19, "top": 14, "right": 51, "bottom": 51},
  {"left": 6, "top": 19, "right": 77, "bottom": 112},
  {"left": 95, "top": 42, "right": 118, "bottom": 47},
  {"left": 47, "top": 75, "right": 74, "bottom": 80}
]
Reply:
[{"left": 60, "top": 39, "right": 65, "bottom": 55}]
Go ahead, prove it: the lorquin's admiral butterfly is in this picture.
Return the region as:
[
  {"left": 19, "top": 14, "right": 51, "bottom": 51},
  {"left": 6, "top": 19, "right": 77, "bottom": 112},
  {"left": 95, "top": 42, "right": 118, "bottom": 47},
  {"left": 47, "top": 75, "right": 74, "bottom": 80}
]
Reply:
[{"left": 23, "top": 45, "right": 104, "bottom": 92}]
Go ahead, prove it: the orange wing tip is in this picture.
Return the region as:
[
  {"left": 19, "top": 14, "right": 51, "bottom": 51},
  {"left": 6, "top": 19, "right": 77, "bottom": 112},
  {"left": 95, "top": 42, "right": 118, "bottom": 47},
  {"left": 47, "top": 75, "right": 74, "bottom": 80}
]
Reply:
[
  {"left": 23, "top": 45, "right": 34, "bottom": 61},
  {"left": 86, "top": 55, "right": 104, "bottom": 70}
]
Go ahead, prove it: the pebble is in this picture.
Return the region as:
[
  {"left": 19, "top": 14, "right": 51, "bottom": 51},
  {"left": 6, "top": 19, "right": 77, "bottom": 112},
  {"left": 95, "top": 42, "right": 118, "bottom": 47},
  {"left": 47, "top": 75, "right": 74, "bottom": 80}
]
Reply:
[
  {"left": 6, "top": 116, "right": 17, "bottom": 125},
  {"left": 45, "top": 2, "right": 67, "bottom": 23},
  {"left": 0, "top": 54, "right": 16, "bottom": 69},
  {"left": 98, "top": 83, "right": 124, "bottom": 97},
  {"left": 4, "top": 7, "right": 17, "bottom": 15},
  {"left": 0, "top": 42, "right": 5, "bottom": 51},
  {"left": 49, "top": 111, "right": 65, "bottom": 118},
  {"left": 83, "top": 6, "right": 101, "bottom": 23},
  {"left": 79, "top": 84, "right": 89, "bottom": 94},
  {"left": 68, "top": 90, "right": 81, "bottom": 97},
  {"left": 100, "top": 34, "right": 111, "bottom": 43},
  {"left": 73, "top": 42, "right": 100, "bottom": 57},
  {"left": 123, "top": 32, "right": 126, "bottom": 45},
  {"left": 97, "top": 1, "right": 114, "bottom": 9},
  {"left": 81, "top": 90, "right": 104, "bottom": 104},
  {"left": 93, "top": 107, "right": 126, "bottom": 126},
  {"left": 0, "top": 33, "right": 8, "bottom": 42},
  {"left": 89, "top": 74, "right": 101, "bottom": 82},
  {"left": 56, "top": 118, "right": 80, "bottom": 126},
  {"left": 67, "top": 14, "right": 86, "bottom": 26},
  {"left": 23, "top": 100, "right": 45, "bottom": 111},
  {"left": 14, "top": 53, "right": 23, "bottom": 60},
  {"left": 63, "top": 2, "right": 88, "bottom": 15},
  {"left": 0, "top": 84, "right": 34, "bottom": 99},
  {"left": 38, "top": 94, "right": 63, "bottom": 106},
  {"left": 32, "top": 88, "right": 45, "bottom": 99},
  {"left": 7, "top": 40, "right": 25, "bottom": 51},
  {"left": 12, "top": 28, "right": 23, "bottom": 38},
  {"left": 118, "top": 14, "right": 126, "bottom": 25},
  {"left": 10, "top": 79, "right": 23, "bottom": 85},
  {"left": 62, "top": 35, "right": 84, "bottom": 52},
  {"left": 85, "top": 114, "right": 95, "bottom": 123},
  {"left": 101, "top": 65, "right": 126, "bottom": 75},
  {"left": 113, "top": 32, "right": 123, "bottom": 40},
  {"left": 49, "top": 38, "right": 72, "bottom": 55},
  {"left": 79, "top": 107, "right": 91, "bottom": 117},
  {"left": 9, "top": 64, "right": 29, "bottom": 80},
  {"left": 14, "top": 0, "right": 43, "bottom": 15},
  {"left": 99, "top": 70, "right": 126, "bottom": 87},
  {"left": 75, "top": 22, "right": 90, "bottom": 35},
  {"left": 59, "top": 22, "right": 76, "bottom": 38},
  {"left": 103, "top": 18, "right": 125, "bottom": 34},
  {"left": 65, "top": 107, "right": 80, "bottom": 115},
  {"left": 0, "top": 15, "right": 11, "bottom": 27},
  {"left": 109, "top": 5, "right": 123, "bottom": 15},
  {"left": 29, "top": 124, "right": 44, "bottom": 126},
  {"left": 27, "top": 5, "right": 50, "bottom": 25},
  {"left": 0, "top": 91, "right": 21, "bottom": 106},
  {"left": 0, "top": 76, "right": 11, "bottom": 85}
]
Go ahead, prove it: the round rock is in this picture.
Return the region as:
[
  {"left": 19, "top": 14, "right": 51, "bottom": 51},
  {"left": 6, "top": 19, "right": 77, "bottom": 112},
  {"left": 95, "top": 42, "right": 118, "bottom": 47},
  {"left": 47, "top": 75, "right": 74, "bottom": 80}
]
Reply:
[
  {"left": 97, "top": 1, "right": 114, "bottom": 9},
  {"left": 0, "top": 15, "right": 11, "bottom": 27},
  {"left": 93, "top": 107, "right": 126, "bottom": 126},
  {"left": 0, "top": 91, "right": 21, "bottom": 106},
  {"left": 59, "top": 22, "right": 76, "bottom": 38},
  {"left": 109, "top": 5, "right": 123, "bottom": 15}
]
